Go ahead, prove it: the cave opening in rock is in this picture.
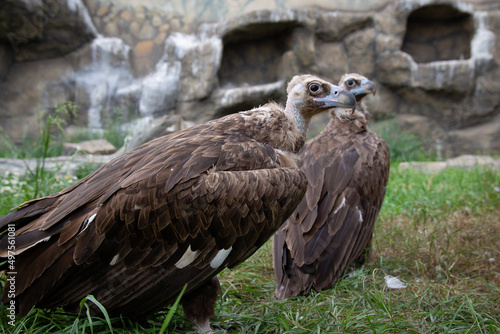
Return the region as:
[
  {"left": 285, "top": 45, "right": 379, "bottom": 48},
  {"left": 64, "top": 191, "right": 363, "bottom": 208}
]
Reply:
[
  {"left": 218, "top": 22, "right": 296, "bottom": 87},
  {"left": 401, "top": 4, "right": 474, "bottom": 63}
]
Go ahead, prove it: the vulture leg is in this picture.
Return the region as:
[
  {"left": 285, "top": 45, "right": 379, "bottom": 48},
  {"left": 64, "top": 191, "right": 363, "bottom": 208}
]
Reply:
[{"left": 181, "top": 276, "right": 221, "bottom": 333}]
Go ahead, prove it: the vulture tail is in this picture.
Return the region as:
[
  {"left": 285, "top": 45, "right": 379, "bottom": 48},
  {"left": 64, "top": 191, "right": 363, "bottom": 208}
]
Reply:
[{"left": 274, "top": 240, "right": 314, "bottom": 300}]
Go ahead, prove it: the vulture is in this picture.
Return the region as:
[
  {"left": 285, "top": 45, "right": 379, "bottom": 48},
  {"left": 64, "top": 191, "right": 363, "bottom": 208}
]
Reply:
[
  {"left": 0, "top": 75, "right": 356, "bottom": 332},
  {"left": 273, "top": 73, "right": 390, "bottom": 299}
]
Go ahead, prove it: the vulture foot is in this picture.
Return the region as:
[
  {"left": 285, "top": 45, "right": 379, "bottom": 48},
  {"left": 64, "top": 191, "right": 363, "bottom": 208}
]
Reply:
[{"left": 181, "top": 276, "right": 221, "bottom": 333}]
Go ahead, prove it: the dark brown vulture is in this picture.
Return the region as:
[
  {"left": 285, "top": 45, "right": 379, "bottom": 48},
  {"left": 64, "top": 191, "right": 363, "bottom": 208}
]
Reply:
[
  {"left": 0, "top": 75, "right": 356, "bottom": 332},
  {"left": 273, "top": 73, "right": 390, "bottom": 299}
]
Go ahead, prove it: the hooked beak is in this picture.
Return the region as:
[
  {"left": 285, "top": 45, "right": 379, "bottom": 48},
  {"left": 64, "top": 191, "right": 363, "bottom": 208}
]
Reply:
[
  {"left": 349, "top": 79, "right": 376, "bottom": 102},
  {"left": 313, "top": 85, "right": 356, "bottom": 111}
]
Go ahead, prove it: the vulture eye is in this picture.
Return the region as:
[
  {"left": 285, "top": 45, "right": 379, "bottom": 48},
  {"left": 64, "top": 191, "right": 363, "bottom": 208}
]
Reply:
[
  {"left": 346, "top": 79, "right": 355, "bottom": 87},
  {"left": 308, "top": 82, "right": 322, "bottom": 94}
]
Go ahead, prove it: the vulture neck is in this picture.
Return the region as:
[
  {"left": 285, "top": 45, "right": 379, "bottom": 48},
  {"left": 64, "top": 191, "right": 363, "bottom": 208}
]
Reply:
[
  {"left": 243, "top": 103, "right": 306, "bottom": 153},
  {"left": 284, "top": 99, "right": 310, "bottom": 137},
  {"left": 328, "top": 108, "right": 367, "bottom": 133},
  {"left": 358, "top": 99, "right": 372, "bottom": 122}
]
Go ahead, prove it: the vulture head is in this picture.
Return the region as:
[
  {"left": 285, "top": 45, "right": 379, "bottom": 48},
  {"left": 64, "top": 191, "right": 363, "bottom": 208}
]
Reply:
[
  {"left": 285, "top": 74, "right": 356, "bottom": 133},
  {"left": 338, "top": 73, "right": 376, "bottom": 121}
]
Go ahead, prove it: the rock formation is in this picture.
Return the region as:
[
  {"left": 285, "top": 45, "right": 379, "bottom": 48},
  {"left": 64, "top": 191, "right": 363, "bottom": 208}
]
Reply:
[{"left": 0, "top": 0, "right": 499, "bottom": 157}]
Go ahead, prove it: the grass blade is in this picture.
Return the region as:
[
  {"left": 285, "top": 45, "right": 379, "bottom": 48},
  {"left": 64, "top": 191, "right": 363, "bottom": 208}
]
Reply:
[
  {"left": 160, "top": 283, "right": 188, "bottom": 334},
  {"left": 79, "top": 295, "right": 113, "bottom": 334}
]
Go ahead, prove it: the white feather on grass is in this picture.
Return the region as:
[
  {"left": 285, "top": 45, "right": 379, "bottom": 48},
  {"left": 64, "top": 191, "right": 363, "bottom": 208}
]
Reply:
[{"left": 384, "top": 275, "right": 407, "bottom": 289}]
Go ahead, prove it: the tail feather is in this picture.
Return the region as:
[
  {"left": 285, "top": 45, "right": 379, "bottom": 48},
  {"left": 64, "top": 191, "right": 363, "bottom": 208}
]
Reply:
[
  {"left": 274, "top": 236, "right": 314, "bottom": 299},
  {"left": 0, "top": 197, "right": 59, "bottom": 229},
  {"left": 1, "top": 238, "right": 74, "bottom": 316}
]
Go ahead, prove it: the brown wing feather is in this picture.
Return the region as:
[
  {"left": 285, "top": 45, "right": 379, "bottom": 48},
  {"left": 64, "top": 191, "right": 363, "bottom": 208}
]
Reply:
[
  {"left": 1, "top": 74, "right": 352, "bottom": 321},
  {"left": 27, "top": 167, "right": 306, "bottom": 319},
  {"left": 274, "top": 125, "right": 390, "bottom": 299},
  {"left": 0, "top": 111, "right": 308, "bottom": 318}
]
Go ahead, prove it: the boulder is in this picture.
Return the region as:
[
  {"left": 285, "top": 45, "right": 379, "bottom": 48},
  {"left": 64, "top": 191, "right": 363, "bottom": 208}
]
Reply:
[
  {"left": 448, "top": 113, "right": 500, "bottom": 155},
  {"left": 0, "top": 0, "right": 500, "bottom": 158},
  {"left": 0, "top": 44, "right": 13, "bottom": 80},
  {"left": 162, "top": 32, "right": 223, "bottom": 102},
  {"left": 399, "top": 155, "right": 500, "bottom": 173},
  {"left": 344, "top": 27, "right": 377, "bottom": 77},
  {"left": 315, "top": 12, "right": 373, "bottom": 42},
  {"left": 372, "top": 0, "right": 500, "bottom": 156},
  {"left": 0, "top": 57, "right": 75, "bottom": 144},
  {"left": 63, "top": 139, "right": 116, "bottom": 155},
  {"left": 0, "top": 0, "right": 97, "bottom": 61},
  {"left": 314, "top": 42, "right": 350, "bottom": 82}
]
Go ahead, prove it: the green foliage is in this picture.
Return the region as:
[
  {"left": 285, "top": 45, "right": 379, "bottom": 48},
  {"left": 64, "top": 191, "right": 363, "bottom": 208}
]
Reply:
[
  {"left": 78, "top": 295, "right": 115, "bottom": 333},
  {"left": 0, "top": 129, "right": 18, "bottom": 159},
  {"left": 70, "top": 108, "right": 135, "bottom": 150},
  {"left": 381, "top": 165, "right": 500, "bottom": 218},
  {"left": 0, "top": 102, "right": 78, "bottom": 159},
  {"left": 0, "top": 102, "right": 79, "bottom": 198},
  {"left": 371, "top": 119, "right": 437, "bottom": 162},
  {"left": 0, "top": 172, "right": 77, "bottom": 216},
  {"left": 160, "top": 284, "right": 187, "bottom": 334},
  {"left": 75, "top": 162, "right": 102, "bottom": 180},
  {"left": 30, "top": 102, "right": 78, "bottom": 198},
  {"left": 0, "top": 102, "right": 133, "bottom": 202},
  {"left": 0, "top": 104, "right": 134, "bottom": 161},
  {"left": 0, "top": 285, "right": 193, "bottom": 334}
]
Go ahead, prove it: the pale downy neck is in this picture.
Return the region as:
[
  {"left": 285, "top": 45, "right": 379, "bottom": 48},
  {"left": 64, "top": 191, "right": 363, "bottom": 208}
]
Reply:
[
  {"left": 328, "top": 107, "right": 367, "bottom": 131},
  {"left": 285, "top": 98, "right": 310, "bottom": 136}
]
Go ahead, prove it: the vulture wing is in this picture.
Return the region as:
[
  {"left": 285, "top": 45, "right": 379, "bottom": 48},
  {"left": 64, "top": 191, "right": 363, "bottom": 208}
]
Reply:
[{"left": 0, "top": 113, "right": 307, "bottom": 318}]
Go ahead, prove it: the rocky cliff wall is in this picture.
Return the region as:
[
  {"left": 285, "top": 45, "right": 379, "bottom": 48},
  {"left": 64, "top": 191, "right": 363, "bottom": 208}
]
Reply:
[{"left": 0, "top": 0, "right": 499, "bottom": 156}]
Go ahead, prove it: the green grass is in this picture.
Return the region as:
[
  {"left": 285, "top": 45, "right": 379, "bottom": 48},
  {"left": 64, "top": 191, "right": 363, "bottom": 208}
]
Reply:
[
  {"left": 0, "top": 102, "right": 78, "bottom": 160},
  {"left": 0, "top": 165, "right": 498, "bottom": 333},
  {"left": 68, "top": 107, "right": 135, "bottom": 150},
  {"left": 0, "top": 171, "right": 78, "bottom": 216},
  {"left": 382, "top": 166, "right": 500, "bottom": 217}
]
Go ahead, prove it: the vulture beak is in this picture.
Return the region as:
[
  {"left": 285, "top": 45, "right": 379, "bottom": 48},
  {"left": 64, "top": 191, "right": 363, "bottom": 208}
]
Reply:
[
  {"left": 350, "top": 80, "right": 376, "bottom": 102},
  {"left": 313, "top": 85, "right": 356, "bottom": 111}
]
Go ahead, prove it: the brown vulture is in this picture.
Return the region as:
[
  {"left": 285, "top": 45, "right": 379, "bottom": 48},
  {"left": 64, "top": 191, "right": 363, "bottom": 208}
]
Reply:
[
  {"left": 0, "top": 75, "right": 356, "bottom": 332},
  {"left": 273, "top": 73, "right": 390, "bottom": 299}
]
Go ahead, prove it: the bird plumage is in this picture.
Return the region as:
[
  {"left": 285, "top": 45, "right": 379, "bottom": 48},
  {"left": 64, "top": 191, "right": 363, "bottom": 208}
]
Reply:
[
  {"left": 0, "top": 74, "right": 356, "bottom": 331},
  {"left": 273, "top": 73, "right": 390, "bottom": 299}
]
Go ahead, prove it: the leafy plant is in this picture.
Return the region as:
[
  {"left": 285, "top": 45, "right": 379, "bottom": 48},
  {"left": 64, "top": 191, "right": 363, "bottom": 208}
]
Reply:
[
  {"left": 70, "top": 107, "right": 136, "bottom": 150},
  {"left": 29, "top": 102, "right": 78, "bottom": 198},
  {"left": 0, "top": 102, "right": 78, "bottom": 199},
  {"left": 75, "top": 162, "right": 102, "bottom": 180},
  {"left": 371, "top": 119, "right": 437, "bottom": 162}
]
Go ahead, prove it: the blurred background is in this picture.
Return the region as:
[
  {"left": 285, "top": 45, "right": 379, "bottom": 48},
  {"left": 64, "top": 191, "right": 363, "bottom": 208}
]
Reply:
[{"left": 0, "top": 0, "right": 499, "bottom": 160}]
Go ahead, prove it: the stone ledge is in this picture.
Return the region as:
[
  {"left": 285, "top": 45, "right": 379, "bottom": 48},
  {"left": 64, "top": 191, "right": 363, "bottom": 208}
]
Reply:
[
  {"left": 399, "top": 155, "right": 500, "bottom": 173},
  {"left": 0, "top": 154, "right": 116, "bottom": 178},
  {"left": 63, "top": 139, "right": 116, "bottom": 155},
  {"left": 2, "top": 153, "right": 498, "bottom": 179}
]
